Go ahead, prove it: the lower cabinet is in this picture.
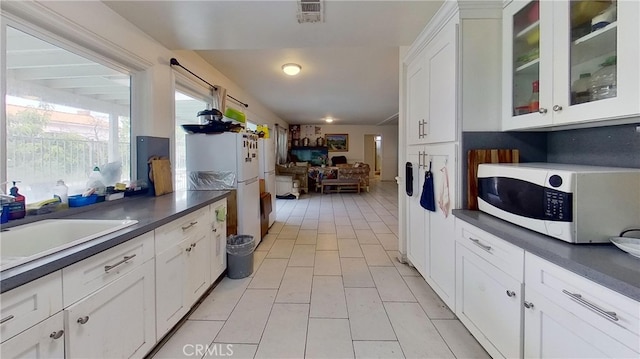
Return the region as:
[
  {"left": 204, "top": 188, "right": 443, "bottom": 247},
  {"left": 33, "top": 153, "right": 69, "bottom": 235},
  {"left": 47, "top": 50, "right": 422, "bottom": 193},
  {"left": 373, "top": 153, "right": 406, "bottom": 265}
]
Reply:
[
  {"left": 155, "top": 207, "right": 211, "bottom": 338},
  {"left": 524, "top": 252, "right": 639, "bottom": 358},
  {"left": 64, "top": 260, "right": 156, "bottom": 359},
  {"left": 209, "top": 199, "right": 228, "bottom": 281},
  {"left": 456, "top": 220, "right": 640, "bottom": 359},
  {"left": 455, "top": 219, "right": 524, "bottom": 359},
  {"left": 0, "top": 312, "right": 65, "bottom": 359},
  {"left": 523, "top": 288, "right": 638, "bottom": 358},
  {"left": 406, "top": 143, "right": 457, "bottom": 310}
]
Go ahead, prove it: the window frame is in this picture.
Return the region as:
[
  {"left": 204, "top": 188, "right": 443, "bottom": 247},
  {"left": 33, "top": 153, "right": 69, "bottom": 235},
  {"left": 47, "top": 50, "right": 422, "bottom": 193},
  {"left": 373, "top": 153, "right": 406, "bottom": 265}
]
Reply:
[{"left": 1, "top": 13, "right": 142, "bottom": 195}]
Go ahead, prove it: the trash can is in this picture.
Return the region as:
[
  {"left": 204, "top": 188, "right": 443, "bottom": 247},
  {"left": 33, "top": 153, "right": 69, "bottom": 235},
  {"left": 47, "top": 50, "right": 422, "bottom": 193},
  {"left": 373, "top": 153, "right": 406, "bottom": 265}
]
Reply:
[{"left": 226, "top": 235, "right": 255, "bottom": 279}]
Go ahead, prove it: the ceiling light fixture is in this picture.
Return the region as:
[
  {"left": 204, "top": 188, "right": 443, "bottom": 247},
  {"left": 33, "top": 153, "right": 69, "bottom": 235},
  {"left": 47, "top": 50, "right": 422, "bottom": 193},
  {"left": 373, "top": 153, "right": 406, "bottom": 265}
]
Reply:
[
  {"left": 282, "top": 63, "right": 302, "bottom": 76},
  {"left": 325, "top": 117, "right": 333, "bottom": 123}
]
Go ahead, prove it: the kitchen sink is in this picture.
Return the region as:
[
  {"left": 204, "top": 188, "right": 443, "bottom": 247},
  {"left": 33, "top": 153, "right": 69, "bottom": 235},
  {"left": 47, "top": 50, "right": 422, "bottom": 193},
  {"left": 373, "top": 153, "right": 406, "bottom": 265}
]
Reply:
[{"left": 0, "top": 219, "right": 138, "bottom": 271}]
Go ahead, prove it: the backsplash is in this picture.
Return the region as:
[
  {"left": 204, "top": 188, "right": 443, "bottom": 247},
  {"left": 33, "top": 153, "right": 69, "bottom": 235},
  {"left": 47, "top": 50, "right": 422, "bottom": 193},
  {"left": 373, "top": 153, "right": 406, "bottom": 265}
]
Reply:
[{"left": 461, "top": 123, "right": 640, "bottom": 209}]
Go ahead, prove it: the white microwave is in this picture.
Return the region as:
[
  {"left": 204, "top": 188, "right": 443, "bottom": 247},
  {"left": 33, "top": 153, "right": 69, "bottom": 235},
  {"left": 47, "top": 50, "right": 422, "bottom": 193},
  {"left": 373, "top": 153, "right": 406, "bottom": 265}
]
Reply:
[{"left": 477, "top": 163, "right": 640, "bottom": 243}]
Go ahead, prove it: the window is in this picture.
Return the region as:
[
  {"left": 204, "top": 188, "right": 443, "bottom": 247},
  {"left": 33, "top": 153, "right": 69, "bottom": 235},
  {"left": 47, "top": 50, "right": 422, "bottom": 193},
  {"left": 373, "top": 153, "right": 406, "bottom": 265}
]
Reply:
[
  {"left": 174, "top": 89, "right": 211, "bottom": 190},
  {"left": 3, "top": 25, "right": 131, "bottom": 202}
]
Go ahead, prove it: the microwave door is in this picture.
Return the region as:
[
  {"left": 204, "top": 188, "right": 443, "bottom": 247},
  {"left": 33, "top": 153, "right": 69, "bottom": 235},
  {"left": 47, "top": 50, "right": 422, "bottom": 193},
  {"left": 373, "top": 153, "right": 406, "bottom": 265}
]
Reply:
[{"left": 477, "top": 177, "right": 573, "bottom": 222}]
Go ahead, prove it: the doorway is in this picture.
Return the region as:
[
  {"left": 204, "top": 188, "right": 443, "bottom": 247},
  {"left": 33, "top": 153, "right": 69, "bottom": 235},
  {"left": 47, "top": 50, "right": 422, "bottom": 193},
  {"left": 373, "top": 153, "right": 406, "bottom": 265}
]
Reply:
[{"left": 364, "top": 134, "right": 382, "bottom": 178}]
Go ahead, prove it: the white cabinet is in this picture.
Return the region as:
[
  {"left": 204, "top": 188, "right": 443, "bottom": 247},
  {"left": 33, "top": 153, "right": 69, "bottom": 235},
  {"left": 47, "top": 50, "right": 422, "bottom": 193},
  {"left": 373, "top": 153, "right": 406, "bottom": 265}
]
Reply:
[
  {"left": 455, "top": 220, "right": 525, "bottom": 359},
  {"left": 406, "top": 146, "right": 427, "bottom": 274},
  {"left": 524, "top": 252, "right": 640, "bottom": 358},
  {"left": 64, "top": 260, "right": 156, "bottom": 359},
  {"left": 406, "top": 143, "right": 457, "bottom": 310},
  {"left": 0, "top": 312, "right": 64, "bottom": 359},
  {"left": 0, "top": 271, "right": 63, "bottom": 343},
  {"left": 210, "top": 199, "right": 227, "bottom": 282},
  {"left": 502, "top": 0, "right": 640, "bottom": 130},
  {"left": 155, "top": 207, "right": 210, "bottom": 337},
  {"left": 405, "top": 16, "right": 458, "bottom": 146}
]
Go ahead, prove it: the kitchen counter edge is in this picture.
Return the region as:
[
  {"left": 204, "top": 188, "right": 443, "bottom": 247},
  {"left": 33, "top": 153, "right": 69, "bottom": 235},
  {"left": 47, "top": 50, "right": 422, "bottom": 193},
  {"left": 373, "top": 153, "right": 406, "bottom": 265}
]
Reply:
[
  {"left": 453, "top": 209, "right": 640, "bottom": 302},
  {"left": 0, "top": 190, "right": 230, "bottom": 294}
]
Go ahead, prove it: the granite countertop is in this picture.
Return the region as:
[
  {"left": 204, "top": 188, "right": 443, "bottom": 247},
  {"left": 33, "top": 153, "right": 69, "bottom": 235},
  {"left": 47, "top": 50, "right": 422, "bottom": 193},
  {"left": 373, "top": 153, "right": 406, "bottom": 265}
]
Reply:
[
  {"left": 0, "top": 190, "right": 230, "bottom": 293},
  {"left": 453, "top": 209, "right": 640, "bottom": 302}
]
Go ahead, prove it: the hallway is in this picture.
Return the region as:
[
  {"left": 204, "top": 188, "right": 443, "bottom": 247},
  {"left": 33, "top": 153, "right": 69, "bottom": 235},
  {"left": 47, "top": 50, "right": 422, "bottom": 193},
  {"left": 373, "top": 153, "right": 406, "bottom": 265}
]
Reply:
[{"left": 152, "top": 179, "right": 488, "bottom": 358}]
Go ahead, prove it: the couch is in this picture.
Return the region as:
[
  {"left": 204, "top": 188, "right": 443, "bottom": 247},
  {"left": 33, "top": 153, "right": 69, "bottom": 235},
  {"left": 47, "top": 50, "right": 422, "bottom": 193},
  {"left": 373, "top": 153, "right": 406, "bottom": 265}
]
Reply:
[
  {"left": 275, "top": 163, "right": 309, "bottom": 193},
  {"left": 337, "top": 163, "right": 370, "bottom": 192}
]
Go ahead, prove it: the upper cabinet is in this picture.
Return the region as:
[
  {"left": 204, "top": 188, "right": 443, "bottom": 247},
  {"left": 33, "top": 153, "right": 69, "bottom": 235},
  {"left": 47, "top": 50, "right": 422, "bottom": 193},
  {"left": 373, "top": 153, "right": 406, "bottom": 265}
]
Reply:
[
  {"left": 404, "top": 1, "right": 503, "bottom": 146},
  {"left": 503, "top": 0, "right": 640, "bottom": 130}
]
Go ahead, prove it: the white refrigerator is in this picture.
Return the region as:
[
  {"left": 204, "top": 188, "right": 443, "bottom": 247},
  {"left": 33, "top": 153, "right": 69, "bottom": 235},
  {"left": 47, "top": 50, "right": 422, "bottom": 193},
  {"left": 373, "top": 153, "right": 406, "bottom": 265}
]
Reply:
[
  {"left": 258, "top": 138, "right": 276, "bottom": 227},
  {"left": 186, "top": 132, "right": 261, "bottom": 245}
]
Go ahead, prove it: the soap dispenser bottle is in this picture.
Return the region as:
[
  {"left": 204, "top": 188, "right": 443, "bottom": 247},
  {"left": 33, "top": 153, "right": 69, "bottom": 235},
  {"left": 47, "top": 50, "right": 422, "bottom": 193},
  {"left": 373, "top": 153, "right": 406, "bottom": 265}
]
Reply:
[{"left": 8, "top": 181, "right": 26, "bottom": 220}]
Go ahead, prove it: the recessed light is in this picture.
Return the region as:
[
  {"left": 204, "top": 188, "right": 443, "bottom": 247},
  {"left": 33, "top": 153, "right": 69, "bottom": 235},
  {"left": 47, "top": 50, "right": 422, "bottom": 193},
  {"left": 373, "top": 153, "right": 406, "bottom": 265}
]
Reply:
[
  {"left": 282, "top": 63, "right": 301, "bottom": 76},
  {"left": 325, "top": 118, "right": 333, "bottom": 123}
]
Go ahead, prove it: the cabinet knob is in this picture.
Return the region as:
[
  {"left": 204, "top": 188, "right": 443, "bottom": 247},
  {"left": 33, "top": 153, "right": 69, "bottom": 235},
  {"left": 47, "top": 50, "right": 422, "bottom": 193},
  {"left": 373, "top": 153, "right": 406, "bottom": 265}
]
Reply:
[
  {"left": 523, "top": 301, "right": 534, "bottom": 309},
  {"left": 553, "top": 105, "right": 563, "bottom": 112},
  {"left": 77, "top": 316, "right": 89, "bottom": 325},
  {"left": 538, "top": 108, "right": 548, "bottom": 114},
  {"left": 185, "top": 247, "right": 192, "bottom": 252},
  {"left": 190, "top": 242, "right": 197, "bottom": 248},
  {"left": 506, "top": 290, "right": 516, "bottom": 297},
  {"left": 50, "top": 330, "right": 64, "bottom": 339}
]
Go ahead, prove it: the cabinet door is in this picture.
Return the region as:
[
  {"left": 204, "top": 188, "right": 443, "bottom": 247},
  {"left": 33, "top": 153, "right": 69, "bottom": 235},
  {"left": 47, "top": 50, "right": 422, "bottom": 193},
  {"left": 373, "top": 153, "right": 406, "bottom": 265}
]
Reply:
[
  {"left": 0, "top": 312, "right": 64, "bottom": 359},
  {"left": 503, "top": 0, "right": 554, "bottom": 130},
  {"left": 524, "top": 288, "right": 638, "bottom": 358},
  {"left": 406, "top": 147, "right": 428, "bottom": 276},
  {"left": 210, "top": 201, "right": 227, "bottom": 281},
  {"left": 424, "top": 143, "right": 456, "bottom": 309},
  {"left": 186, "top": 229, "right": 210, "bottom": 304},
  {"left": 155, "top": 239, "right": 190, "bottom": 337},
  {"left": 552, "top": 0, "right": 640, "bottom": 126},
  {"left": 456, "top": 243, "right": 522, "bottom": 359},
  {"left": 422, "top": 20, "right": 458, "bottom": 143},
  {"left": 65, "top": 260, "right": 156, "bottom": 359},
  {"left": 406, "top": 55, "right": 427, "bottom": 145}
]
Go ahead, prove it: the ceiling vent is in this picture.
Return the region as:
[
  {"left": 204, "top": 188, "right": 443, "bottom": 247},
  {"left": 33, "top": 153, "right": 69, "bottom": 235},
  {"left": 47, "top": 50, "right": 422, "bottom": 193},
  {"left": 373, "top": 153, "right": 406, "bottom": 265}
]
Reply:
[{"left": 297, "top": 0, "right": 324, "bottom": 23}]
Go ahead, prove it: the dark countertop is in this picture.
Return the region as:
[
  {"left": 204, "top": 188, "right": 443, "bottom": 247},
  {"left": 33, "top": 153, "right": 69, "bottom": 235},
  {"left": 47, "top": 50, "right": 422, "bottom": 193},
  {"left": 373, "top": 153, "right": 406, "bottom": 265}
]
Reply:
[
  {"left": 453, "top": 209, "right": 640, "bottom": 302},
  {"left": 0, "top": 190, "right": 230, "bottom": 293}
]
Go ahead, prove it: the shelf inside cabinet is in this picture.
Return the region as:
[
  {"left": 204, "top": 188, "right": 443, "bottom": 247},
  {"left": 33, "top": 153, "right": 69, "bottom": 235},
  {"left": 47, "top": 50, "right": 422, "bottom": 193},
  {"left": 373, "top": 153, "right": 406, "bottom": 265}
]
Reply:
[
  {"left": 571, "top": 22, "right": 617, "bottom": 66},
  {"left": 515, "top": 58, "right": 539, "bottom": 74},
  {"left": 515, "top": 20, "right": 540, "bottom": 41}
]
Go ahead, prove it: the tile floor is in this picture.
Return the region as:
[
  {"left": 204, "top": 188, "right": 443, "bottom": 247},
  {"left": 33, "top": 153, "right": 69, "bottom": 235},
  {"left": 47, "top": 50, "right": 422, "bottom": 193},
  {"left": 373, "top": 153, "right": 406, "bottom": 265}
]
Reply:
[{"left": 153, "top": 180, "right": 489, "bottom": 359}]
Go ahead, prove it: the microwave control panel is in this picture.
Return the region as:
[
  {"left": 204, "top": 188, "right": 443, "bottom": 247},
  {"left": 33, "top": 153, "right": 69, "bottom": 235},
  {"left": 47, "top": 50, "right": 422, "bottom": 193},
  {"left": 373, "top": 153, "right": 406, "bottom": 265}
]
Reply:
[{"left": 543, "top": 188, "right": 572, "bottom": 221}]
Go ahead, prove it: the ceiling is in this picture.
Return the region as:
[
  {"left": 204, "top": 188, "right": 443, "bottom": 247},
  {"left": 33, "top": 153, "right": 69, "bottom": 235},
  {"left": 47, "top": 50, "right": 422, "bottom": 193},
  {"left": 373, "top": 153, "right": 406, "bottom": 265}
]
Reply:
[{"left": 103, "top": 0, "right": 444, "bottom": 125}]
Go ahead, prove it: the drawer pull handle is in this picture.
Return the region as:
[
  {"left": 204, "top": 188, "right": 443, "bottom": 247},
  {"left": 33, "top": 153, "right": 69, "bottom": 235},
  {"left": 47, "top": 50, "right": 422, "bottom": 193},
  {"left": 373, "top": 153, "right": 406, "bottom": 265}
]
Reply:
[
  {"left": 77, "top": 316, "right": 89, "bottom": 325},
  {"left": 506, "top": 290, "right": 516, "bottom": 298},
  {"left": 181, "top": 221, "right": 198, "bottom": 231},
  {"left": 104, "top": 254, "right": 136, "bottom": 272},
  {"left": 50, "top": 330, "right": 64, "bottom": 339},
  {"left": 562, "top": 289, "right": 618, "bottom": 322},
  {"left": 0, "top": 315, "right": 15, "bottom": 324},
  {"left": 523, "top": 301, "right": 534, "bottom": 309},
  {"left": 469, "top": 237, "right": 492, "bottom": 252}
]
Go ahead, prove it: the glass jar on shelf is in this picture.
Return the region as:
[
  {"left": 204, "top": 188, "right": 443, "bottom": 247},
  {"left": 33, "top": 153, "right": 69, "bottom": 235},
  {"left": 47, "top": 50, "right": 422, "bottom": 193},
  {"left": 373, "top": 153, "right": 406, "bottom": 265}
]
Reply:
[
  {"left": 571, "top": 73, "right": 591, "bottom": 105},
  {"left": 590, "top": 56, "right": 617, "bottom": 101}
]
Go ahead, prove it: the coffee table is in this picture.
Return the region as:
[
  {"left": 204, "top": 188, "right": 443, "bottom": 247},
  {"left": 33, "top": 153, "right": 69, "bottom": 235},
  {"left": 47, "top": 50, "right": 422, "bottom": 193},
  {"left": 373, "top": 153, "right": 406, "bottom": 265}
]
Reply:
[{"left": 321, "top": 178, "right": 361, "bottom": 194}]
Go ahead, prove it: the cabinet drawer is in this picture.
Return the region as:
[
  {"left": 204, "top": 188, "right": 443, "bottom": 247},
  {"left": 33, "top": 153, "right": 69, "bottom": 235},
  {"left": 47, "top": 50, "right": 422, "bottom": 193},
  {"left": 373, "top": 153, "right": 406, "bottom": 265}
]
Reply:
[
  {"left": 155, "top": 207, "right": 209, "bottom": 254},
  {"left": 525, "top": 252, "right": 640, "bottom": 352},
  {"left": 0, "top": 271, "right": 63, "bottom": 343},
  {"left": 455, "top": 219, "right": 524, "bottom": 280},
  {"left": 62, "top": 231, "right": 154, "bottom": 307},
  {"left": 0, "top": 311, "right": 64, "bottom": 359}
]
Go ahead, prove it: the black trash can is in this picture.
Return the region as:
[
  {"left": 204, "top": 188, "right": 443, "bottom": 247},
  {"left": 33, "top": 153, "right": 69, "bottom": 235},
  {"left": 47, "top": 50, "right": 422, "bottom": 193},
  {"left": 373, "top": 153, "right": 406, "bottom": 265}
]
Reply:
[{"left": 226, "top": 235, "right": 255, "bottom": 279}]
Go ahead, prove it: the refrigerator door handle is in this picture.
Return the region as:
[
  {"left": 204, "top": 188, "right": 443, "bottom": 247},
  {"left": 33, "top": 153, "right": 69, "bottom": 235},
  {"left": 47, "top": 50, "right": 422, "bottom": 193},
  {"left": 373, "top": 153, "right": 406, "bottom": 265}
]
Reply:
[{"left": 244, "top": 177, "right": 259, "bottom": 185}]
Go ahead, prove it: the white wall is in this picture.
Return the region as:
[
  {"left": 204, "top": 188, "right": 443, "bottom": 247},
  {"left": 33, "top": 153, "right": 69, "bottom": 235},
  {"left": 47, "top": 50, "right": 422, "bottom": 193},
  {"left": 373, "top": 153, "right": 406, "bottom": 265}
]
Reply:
[{"left": 321, "top": 124, "right": 398, "bottom": 181}]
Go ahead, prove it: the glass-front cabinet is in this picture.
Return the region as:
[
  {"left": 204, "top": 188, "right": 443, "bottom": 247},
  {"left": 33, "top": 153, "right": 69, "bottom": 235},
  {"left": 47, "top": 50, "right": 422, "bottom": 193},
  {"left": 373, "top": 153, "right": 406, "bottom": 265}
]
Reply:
[{"left": 502, "top": 0, "right": 639, "bottom": 130}]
